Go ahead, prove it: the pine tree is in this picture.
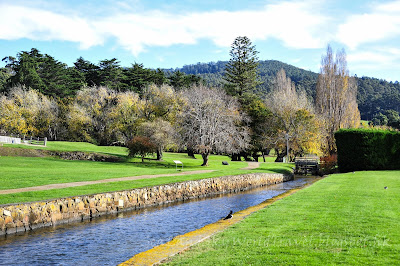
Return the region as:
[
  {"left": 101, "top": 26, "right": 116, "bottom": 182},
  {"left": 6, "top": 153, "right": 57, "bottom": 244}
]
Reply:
[{"left": 223, "top": 36, "right": 260, "bottom": 96}]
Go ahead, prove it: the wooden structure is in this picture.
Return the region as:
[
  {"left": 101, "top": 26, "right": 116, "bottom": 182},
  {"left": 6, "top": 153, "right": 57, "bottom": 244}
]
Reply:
[
  {"left": 295, "top": 155, "right": 319, "bottom": 175},
  {"left": 23, "top": 136, "right": 47, "bottom": 146}
]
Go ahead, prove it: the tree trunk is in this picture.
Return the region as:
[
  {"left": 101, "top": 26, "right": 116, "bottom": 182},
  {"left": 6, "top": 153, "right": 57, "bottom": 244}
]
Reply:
[
  {"left": 201, "top": 153, "right": 209, "bottom": 166},
  {"left": 252, "top": 152, "right": 259, "bottom": 162},
  {"left": 275, "top": 148, "right": 285, "bottom": 162},
  {"left": 187, "top": 147, "right": 196, "bottom": 158},
  {"left": 231, "top": 153, "right": 241, "bottom": 161},
  {"left": 242, "top": 152, "right": 252, "bottom": 161},
  {"left": 156, "top": 149, "right": 163, "bottom": 161},
  {"left": 262, "top": 151, "right": 266, "bottom": 162},
  {"left": 141, "top": 154, "right": 145, "bottom": 163}
]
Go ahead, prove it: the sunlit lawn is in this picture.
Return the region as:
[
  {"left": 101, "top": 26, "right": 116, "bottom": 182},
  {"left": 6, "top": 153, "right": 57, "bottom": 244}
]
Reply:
[
  {"left": 166, "top": 170, "right": 400, "bottom": 265},
  {"left": 3, "top": 141, "right": 129, "bottom": 156},
  {"left": 0, "top": 141, "right": 292, "bottom": 204}
]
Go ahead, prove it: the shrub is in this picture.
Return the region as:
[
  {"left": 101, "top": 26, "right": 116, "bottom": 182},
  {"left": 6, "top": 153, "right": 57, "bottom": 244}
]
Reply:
[
  {"left": 126, "top": 136, "right": 156, "bottom": 162},
  {"left": 335, "top": 129, "right": 400, "bottom": 172},
  {"left": 319, "top": 154, "right": 337, "bottom": 174}
]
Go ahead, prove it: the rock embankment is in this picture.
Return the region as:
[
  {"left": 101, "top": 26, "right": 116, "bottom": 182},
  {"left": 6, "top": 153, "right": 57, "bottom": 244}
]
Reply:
[{"left": 0, "top": 172, "right": 292, "bottom": 236}]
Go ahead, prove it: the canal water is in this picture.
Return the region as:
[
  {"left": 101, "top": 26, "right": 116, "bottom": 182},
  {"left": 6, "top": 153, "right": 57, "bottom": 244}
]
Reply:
[{"left": 0, "top": 176, "right": 317, "bottom": 265}]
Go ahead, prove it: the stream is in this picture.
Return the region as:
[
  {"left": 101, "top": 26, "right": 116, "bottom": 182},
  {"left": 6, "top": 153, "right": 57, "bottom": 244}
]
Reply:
[{"left": 0, "top": 176, "right": 318, "bottom": 265}]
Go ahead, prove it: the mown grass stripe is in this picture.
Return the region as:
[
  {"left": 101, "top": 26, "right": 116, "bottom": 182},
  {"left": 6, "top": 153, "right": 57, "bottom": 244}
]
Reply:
[{"left": 165, "top": 171, "right": 400, "bottom": 265}]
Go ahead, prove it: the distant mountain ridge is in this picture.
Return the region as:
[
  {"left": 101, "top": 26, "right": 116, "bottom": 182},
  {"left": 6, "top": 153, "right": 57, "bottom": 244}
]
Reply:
[
  {"left": 174, "top": 60, "right": 400, "bottom": 120},
  {"left": 175, "top": 60, "right": 317, "bottom": 87}
]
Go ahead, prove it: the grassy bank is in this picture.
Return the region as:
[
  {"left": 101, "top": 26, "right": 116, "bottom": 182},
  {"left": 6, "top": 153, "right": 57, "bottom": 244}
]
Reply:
[
  {"left": 0, "top": 141, "right": 292, "bottom": 204},
  {"left": 166, "top": 171, "right": 400, "bottom": 265},
  {"left": 2, "top": 141, "right": 129, "bottom": 156}
]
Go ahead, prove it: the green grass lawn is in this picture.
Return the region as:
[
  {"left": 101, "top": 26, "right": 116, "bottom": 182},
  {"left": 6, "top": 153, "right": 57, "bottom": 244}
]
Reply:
[
  {"left": 0, "top": 154, "right": 242, "bottom": 190},
  {"left": 166, "top": 170, "right": 400, "bottom": 265},
  {"left": 0, "top": 141, "right": 291, "bottom": 205},
  {"left": 3, "top": 141, "right": 129, "bottom": 156}
]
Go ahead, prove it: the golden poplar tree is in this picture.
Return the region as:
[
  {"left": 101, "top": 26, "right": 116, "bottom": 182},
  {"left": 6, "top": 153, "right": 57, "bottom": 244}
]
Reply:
[{"left": 316, "top": 45, "right": 360, "bottom": 154}]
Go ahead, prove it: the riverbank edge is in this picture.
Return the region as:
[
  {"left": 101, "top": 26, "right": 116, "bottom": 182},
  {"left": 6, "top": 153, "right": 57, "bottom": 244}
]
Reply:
[
  {"left": 0, "top": 172, "right": 293, "bottom": 236},
  {"left": 120, "top": 176, "right": 322, "bottom": 266}
]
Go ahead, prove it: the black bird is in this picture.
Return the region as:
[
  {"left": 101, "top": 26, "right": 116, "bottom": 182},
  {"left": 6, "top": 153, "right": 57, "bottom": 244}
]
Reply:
[
  {"left": 223, "top": 210, "right": 233, "bottom": 220},
  {"left": 384, "top": 186, "right": 388, "bottom": 189}
]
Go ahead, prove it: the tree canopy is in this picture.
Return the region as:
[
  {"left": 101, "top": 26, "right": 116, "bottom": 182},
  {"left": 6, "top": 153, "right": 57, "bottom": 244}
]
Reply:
[
  {"left": 1, "top": 49, "right": 203, "bottom": 98},
  {"left": 177, "top": 85, "right": 250, "bottom": 166},
  {"left": 316, "top": 45, "right": 360, "bottom": 153},
  {"left": 0, "top": 45, "right": 398, "bottom": 164},
  {"left": 224, "top": 36, "right": 260, "bottom": 96},
  {"left": 177, "top": 60, "right": 399, "bottom": 121},
  {"left": 2, "top": 48, "right": 398, "bottom": 121}
]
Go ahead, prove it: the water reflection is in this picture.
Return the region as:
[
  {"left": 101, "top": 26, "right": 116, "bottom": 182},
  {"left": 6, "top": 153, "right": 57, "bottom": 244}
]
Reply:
[{"left": 0, "top": 177, "right": 317, "bottom": 265}]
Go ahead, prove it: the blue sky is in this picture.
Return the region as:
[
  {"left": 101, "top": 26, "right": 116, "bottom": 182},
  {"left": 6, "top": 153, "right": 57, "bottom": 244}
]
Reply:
[{"left": 0, "top": 0, "right": 399, "bottom": 81}]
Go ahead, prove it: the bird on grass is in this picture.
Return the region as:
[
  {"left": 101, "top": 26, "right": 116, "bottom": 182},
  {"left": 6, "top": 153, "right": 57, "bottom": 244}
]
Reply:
[
  {"left": 384, "top": 186, "right": 388, "bottom": 189},
  {"left": 223, "top": 210, "right": 233, "bottom": 220}
]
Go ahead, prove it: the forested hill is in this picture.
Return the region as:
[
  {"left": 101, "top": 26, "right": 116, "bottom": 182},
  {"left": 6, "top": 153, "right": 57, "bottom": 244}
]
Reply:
[
  {"left": 172, "top": 60, "right": 318, "bottom": 97},
  {"left": 174, "top": 60, "right": 400, "bottom": 120}
]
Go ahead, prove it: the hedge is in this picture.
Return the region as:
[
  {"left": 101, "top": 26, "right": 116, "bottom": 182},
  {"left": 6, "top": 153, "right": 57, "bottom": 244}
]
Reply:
[{"left": 335, "top": 129, "right": 400, "bottom": 172}]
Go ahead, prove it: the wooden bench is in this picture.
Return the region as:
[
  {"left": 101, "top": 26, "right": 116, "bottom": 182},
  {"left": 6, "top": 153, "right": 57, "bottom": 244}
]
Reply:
[{"left": 295, "top": 156, "right": 319, "bottom": 175}]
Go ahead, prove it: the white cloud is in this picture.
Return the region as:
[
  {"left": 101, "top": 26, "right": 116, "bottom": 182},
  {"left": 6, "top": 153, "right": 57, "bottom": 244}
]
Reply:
[
  {"left": 0, "top": 1, "right": 328, "bottom": 55},
  {"left": 347, "top": 46, "right": 400, "bottom": 80},
  {"left": 336, "top": 0, "right": 400, "bottom": 49},
  {"left": 0, "top": 5, "right": 103, "bottom": 49},
  {"left": 376, "top": 0, "right": 400, "bottom": 12},
  {"left": 185, "top": 1, "right": 328, "bottom": 49},
  {"left": 348, "top": 51, "right": 393, "bottom": 64},
  {"left": 348, "top": 46, "right": 400, "bottom": 65}
]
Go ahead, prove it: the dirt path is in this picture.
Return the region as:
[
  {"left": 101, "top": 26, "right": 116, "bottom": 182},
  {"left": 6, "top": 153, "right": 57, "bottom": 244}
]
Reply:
[
  {"left": 241, "top": 161, "right": 260, "bottom": 170},
  {"left": 0, "top": 170, "right": 215, "bottom": 195},
  {"left": 0, "top": 162, "right": 259, "bottom": 195}
]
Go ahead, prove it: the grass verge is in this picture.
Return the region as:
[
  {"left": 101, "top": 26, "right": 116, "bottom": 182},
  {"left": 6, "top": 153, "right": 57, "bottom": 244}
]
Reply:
[
  {"left": 165, "top": 170, "right": 400, "bottom": 265},
  {"left": 2, "top": 141, "right": 129, "bottom": 156},
  {"left": 0, "top": 141, "right": 291, "bottom": 204}
]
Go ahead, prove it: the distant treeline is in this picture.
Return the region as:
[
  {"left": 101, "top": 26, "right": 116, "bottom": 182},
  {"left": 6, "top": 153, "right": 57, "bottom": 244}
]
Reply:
[
  {"left": 175, "top": 60, "right": 400, "bottom": 121},
  {"left": 1, "top": 49, "right": 400, "bottom": 121},
  {"left": 0, "top": 48, "right": 202, "bottom": 98}
]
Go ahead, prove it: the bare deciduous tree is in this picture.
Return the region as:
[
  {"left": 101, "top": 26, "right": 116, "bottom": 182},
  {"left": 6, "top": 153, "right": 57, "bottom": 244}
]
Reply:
[
  {"left": 316, "top": 45, "right": 360, "bottom": 154},
  {"left": 67, "top": 86, "right": 118, "bottom": 144},
  {"left": 108, "top": 91, "right": 142, "bottom": 143},
  {"left": 67, "top": 86, "right": 143, "bottom": 145},
  {"left": 266, "top": 69, "right": 323, "bottom": 161},
  {"left": 140, "top": 84, "right": 182, "bottom": 122},
  {"left": 177, "top": 85, "right": 250, "bottom": 166},
  {"left": 138, "top": 118, "right": 176, "bottom": 161},
  {"left": 0, "top": 86, "right": 58, "bottom": 138}
]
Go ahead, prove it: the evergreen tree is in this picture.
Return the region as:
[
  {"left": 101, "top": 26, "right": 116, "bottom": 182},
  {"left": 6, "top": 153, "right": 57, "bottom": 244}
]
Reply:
[
  {"left": 73, "top": 57, "right": 101, "bottom": 87},
  {"left": 3, "top": 48, "right": 83, "bottom": 97},
  {"left": 224, "top": 36, "right": 260, "bottom": 96},
  {"left": 169, "top": 71, "right": 202, "bottom": 90},
  {"left": 122, "top": 63, "right": 160, "bottom": 93},
  {"left": 3, "top": 49, "right": 46, "bottom": 92},
  {"left": 0, "top": 67, "right": 11, "bottom": 93},
  {"left": 98, "top": 58, "right": 124, "bottom": 91}
]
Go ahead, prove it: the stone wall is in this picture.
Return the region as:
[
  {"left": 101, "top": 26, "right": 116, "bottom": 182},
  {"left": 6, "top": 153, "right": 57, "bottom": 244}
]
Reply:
[{"left": 0, "top": 172, "right": 292, "bottom": 236}]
